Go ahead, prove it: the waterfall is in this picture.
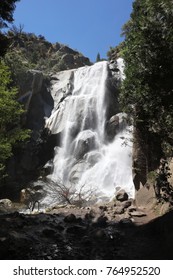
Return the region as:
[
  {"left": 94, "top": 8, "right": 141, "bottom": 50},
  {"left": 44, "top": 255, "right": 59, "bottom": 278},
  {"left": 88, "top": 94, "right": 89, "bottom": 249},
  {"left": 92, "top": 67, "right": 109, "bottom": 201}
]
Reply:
[{"left": 44, "top": 61, "right": 134, "bottom": 205}]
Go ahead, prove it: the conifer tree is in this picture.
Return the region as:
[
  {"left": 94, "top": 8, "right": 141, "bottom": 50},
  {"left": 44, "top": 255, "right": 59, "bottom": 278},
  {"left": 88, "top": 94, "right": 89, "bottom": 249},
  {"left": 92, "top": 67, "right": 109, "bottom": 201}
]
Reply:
[
  {"left": 120, "top": 0, "right": 173, "bottom": 156},
  {"left": 96, "top": 52, "right": 101, "bottom": 62},
  {"left": 0, "top": 60, "right": 29, "bottom": 180},
  {"left": 0, "top": 0, "right": 20, "bottom": 56}
]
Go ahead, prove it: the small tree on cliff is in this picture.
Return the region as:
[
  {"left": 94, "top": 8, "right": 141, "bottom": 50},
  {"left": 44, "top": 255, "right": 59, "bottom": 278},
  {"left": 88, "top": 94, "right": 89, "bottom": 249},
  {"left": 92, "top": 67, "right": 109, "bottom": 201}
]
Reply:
[{"left": 96, "top": 52, "right": 101, "bottom": 62}]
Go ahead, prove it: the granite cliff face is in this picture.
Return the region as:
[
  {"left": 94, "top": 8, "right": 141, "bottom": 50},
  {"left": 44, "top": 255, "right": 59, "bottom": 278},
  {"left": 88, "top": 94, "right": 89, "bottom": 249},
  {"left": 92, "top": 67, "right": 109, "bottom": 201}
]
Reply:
[
  {"left": 4, "top": 58, "right": 130, "bottom": 202},
  {"left": 3, "top": 32, "right": 92, "bottom": 187},
  {"left": 4, "top": 31, "right": 91, "bottom": 96}
]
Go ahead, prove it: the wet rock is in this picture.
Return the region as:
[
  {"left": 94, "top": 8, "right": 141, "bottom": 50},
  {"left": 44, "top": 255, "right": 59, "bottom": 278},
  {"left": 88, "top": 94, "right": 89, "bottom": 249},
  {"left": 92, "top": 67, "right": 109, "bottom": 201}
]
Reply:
[
  {"left": 49, "top": 69, "right": 74, "bottom": 106},
  {"left": 105, "top": 115, "right": 119, "bottom": 140},
  {"left": 116, "top": 190, "right": 129, "bottom": 202},
  {"left": 69, "top": 160, "right": 87, "bottom": 184},
  {"left": 109, "top": 61, "right": 119, "bottom": 72},
  {"left": 74, "top": 130, "right": 97, "bottom": 160}
]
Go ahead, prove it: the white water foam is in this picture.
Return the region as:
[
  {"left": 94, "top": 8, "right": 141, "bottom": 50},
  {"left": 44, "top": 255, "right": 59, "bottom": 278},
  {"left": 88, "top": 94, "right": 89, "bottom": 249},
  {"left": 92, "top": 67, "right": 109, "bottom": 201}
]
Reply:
[{"left": 44, "top": 61, "right": 134, "bottom": 205}]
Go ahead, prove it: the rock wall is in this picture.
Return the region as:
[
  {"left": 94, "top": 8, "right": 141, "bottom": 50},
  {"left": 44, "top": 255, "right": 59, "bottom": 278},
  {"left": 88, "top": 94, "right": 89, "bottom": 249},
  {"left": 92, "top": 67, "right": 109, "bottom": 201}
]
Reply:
[
  {"left": 3, "top": 61, "right": 126, "bottom": 200},
  {"left": 132, "top": 121, "right": 164, "bottom": 209},
  {"left": 132, "top": 125, "right": 148, "bottom": 191},
  {"left": 3, "top": 71, "right": 56, "bottom": 198}
]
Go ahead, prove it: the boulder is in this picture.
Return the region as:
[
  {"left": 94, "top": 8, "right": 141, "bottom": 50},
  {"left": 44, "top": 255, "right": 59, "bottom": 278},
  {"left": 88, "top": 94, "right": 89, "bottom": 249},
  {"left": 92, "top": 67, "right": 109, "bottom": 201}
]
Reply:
[
  {"left": 0, "top": 199, "right": 13, "bottom": 208},
  {"left": 69, "top": 160, "right": 86, "bottom": 183},
  {"left": 95, "top": 215, "right": 108, "bottom": 227},
  {"left": 114, "top": 206, "right": 124, "bottom": 214},
  {"left": 106, "top": 115, "right": 119, "bottom": 140},
  {"left": 74, "top": 130, "right": 97, "bottom": 160},
  {"left": 93, "top": 229, "right": 106, "bottom": 240},
  {"left": 121, "top": 200, "right": 132, "bottom": 209},
  {"left": 64, "top": 214, "right": 77, "bottom": 223},
  {"left": 130, "top": 211, "right": 147, "bottom": 217},
  {"left": 115, "top": 190, "right": 129, "bottom": 202},
  {"left": 84, "top": 151, "right": 102, "bottom": 166},
  {"left": 99, "top": 205, "right": 108, "bottom": 212}
]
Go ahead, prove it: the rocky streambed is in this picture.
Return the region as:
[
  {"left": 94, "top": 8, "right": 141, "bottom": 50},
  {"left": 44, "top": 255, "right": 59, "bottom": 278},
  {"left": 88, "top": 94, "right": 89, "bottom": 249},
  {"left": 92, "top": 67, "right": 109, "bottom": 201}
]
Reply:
[{"left": 1, "top": 191, "right": 173, "bottom": 260}]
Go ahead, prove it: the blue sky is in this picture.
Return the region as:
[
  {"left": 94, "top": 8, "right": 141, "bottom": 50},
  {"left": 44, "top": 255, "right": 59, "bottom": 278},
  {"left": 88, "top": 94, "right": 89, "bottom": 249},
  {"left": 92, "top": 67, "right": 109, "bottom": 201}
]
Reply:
[{"left": 13, "top": 0, "right": 133, "bottom": 62}]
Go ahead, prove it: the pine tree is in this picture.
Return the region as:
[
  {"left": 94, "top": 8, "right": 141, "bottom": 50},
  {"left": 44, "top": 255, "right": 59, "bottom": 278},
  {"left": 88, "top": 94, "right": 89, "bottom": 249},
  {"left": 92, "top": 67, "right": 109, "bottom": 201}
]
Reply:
[
  {"left": 0, "top": 60, "right": 30, "bottom": 180},
  {"left": 0, "top": 0, "right": 20, "bottom": 56},
  {"left": 120, "top": 0, "right": 173, "bottom": 156},
  {"left": 96, "top": 52, "right": 101, "bottom": 62},
  {"left": 0, "top": 0, "right": 19, "bottom": 28}
]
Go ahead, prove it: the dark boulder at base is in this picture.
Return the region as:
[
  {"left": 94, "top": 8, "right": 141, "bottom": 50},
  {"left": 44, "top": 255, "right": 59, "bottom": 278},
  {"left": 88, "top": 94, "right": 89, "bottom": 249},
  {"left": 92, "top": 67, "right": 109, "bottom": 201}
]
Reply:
[{"left": 115, "top": 190, "right": 129, "bottom": 202}]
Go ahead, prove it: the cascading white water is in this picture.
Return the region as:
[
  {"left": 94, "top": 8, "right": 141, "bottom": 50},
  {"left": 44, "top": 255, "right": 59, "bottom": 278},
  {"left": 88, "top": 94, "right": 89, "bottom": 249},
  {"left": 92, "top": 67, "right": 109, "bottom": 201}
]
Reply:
[{"left": 45, "top": 60, "right": 134, "bottom": 205}]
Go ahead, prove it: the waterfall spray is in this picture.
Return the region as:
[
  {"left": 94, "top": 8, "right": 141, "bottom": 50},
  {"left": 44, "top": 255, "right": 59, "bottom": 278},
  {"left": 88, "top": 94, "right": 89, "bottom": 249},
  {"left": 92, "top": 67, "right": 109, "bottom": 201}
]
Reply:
[{"left": 44, "top": 61, "right": 134, "bottom": 205}]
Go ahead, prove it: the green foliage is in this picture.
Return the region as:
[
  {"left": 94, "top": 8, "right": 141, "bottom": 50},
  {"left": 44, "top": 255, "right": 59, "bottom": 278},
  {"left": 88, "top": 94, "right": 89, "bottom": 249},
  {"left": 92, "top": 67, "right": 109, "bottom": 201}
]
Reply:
[
  {"left": 3, "top": 29, "right": 91, "bottom": 83},
  {"left": 147, "top": 171, "right": 157, "bottom": 183},
  {"left": 4, "top": 49, "right": 31, "bottom": 92},
  {"left": 107, "top": 42, "right": 125, "bottom": 61},
  {"left": 0, "top": 0, "right": 20, "bottom": 56},
  {"left": 154, "top": 159, "right": 173, "bottom": 201},
  {"left": 120, "top": 0, "right": 173, "bottom": 155},
  {"left": 0, "top": 60, "right": 30, "bottom": 180},
  {"left": 0, "top": 0, "right": 19, "bottom": 28}
]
